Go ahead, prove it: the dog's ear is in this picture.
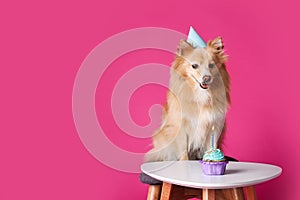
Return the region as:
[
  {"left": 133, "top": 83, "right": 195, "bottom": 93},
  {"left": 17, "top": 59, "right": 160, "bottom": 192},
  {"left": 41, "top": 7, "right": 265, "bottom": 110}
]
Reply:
[
  {"left": 207, "top": 37, "right": 227, "bottom": 63},
  {"left": 177, "top": 40, "right": 193, "bottom": 56}
]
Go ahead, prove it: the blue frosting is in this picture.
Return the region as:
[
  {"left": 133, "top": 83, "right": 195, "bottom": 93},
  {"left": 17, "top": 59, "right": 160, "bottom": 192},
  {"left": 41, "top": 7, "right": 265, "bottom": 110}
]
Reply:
[{"left": 203, "top": 148, "right": 225, "bottom": 161}]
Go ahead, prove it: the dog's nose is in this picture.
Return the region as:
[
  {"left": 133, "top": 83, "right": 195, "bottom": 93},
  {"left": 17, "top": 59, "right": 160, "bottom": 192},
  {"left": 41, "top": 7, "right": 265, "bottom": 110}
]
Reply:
[{"left": 203, "top": 75, "right": 212, "bottom": 84}]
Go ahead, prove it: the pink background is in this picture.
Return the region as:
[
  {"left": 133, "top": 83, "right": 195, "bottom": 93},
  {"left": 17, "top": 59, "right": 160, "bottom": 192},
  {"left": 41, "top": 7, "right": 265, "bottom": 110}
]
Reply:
[{"left": 1, "top": 0, "right": 299, "bottom": 199}]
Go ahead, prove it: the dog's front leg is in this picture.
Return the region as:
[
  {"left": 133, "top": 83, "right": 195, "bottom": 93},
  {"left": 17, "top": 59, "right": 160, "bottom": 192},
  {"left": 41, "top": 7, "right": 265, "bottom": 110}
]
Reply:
[{"left": 176, "top": 132, "right": 189, "bottom": 160}]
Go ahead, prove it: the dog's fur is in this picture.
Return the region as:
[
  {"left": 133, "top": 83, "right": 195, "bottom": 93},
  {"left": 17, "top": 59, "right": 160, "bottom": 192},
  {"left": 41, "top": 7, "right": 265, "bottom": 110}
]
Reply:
[{"left": 145, "top": 37, "right": 230, "bottom": 162}]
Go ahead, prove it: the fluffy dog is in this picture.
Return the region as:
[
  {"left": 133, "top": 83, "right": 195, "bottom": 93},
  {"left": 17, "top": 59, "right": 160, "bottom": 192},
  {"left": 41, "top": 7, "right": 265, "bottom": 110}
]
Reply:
[{"left": 145, "top": 37, "right": 230, "bottom": 162}]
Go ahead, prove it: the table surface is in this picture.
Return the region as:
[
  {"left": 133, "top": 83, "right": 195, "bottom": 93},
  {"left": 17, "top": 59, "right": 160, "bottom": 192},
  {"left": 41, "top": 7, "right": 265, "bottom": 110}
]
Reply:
[{"left": 141, "top": 161, "right": 282, "bottom": 189}]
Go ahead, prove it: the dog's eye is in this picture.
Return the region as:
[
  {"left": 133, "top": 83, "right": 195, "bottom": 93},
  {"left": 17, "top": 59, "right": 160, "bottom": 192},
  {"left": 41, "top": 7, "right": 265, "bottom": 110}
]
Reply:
[
  {"left": 192, "top": 64, "right": 199, "bottom": 69},
  {"left": 208, "top": 63, "right": 215, "bottom": 68}
]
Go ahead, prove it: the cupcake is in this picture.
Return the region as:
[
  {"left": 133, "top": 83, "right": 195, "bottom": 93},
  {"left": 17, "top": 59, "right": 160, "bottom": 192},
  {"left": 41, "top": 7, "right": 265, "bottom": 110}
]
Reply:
[{"left": 200, "top": 148, "right": 228, "bottom": 175}]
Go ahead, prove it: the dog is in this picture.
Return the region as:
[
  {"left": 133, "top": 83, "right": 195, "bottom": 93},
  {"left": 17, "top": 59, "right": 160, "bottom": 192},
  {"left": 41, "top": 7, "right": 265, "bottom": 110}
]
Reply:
[{"left": 145, "top": 37, "right": 230, "bottom": 162}]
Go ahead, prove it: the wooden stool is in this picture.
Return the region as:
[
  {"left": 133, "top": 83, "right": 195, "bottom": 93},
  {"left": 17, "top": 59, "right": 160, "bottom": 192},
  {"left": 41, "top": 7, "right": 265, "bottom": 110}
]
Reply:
[
  {"left": 147, "top": 183, "right": 256, "bottom": 200},
  {"left": 141, "top": 161, "right": 281, "bottom": 200}
]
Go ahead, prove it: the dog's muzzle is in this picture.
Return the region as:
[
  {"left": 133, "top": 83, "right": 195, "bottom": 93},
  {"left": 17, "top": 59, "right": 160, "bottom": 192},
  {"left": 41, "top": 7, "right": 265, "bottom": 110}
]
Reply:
[{"left": 200, "top": 75, "right": 212, "bottom": 89}]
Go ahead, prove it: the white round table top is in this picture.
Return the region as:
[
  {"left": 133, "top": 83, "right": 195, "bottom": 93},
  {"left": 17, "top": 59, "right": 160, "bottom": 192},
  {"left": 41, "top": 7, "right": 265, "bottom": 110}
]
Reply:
[{"left": 141, "top": 161, "right": 282, "bottom": 189}]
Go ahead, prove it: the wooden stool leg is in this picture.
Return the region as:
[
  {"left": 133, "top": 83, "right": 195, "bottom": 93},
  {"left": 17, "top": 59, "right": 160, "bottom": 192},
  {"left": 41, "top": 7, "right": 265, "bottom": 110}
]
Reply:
[
  {"left": 160, "top": 182, "right": 173, "bottom": 200},
  {"left": 215, "top": 188, "right": 244, "bottom": 200},
  {"left": 232, "top": 188, "right": 245, "bottom": 200},
  {"left": 203, "top": 189, "right": 215, "bottom": 200},
  {"left": 243, "top": 186, "right": 257, "bottom": 200},
  {"left": 147, "top": 185, "right": 162, "bottom": 200}
]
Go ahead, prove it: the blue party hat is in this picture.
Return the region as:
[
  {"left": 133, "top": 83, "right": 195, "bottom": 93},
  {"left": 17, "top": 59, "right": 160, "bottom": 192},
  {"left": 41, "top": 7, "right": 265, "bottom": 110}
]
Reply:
[{"left": 187, "top": 26, "right": 207, "bottom": 48}]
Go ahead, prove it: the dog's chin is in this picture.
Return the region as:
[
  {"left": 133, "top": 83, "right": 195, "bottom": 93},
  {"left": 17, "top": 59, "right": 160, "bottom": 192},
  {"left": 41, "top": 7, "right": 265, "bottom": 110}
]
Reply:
[{"left": 200, "top": 83, "right": 209, "bottom": 90}]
